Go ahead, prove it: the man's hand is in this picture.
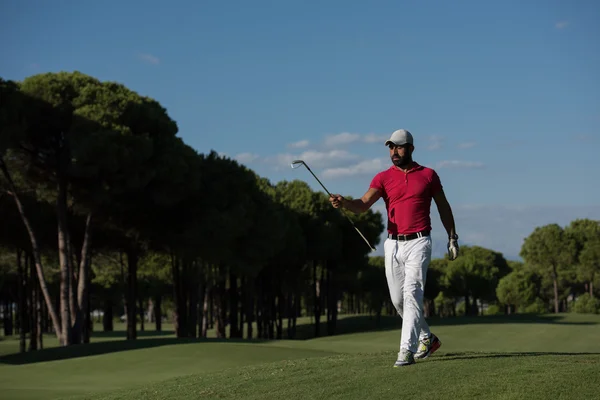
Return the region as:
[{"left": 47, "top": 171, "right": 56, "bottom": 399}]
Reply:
[
  {"left": 329, "top": 194, "right": 344, "bottom": 209},
  {"left": 448, "top": 237, "right": 459, "bottom": 261}
]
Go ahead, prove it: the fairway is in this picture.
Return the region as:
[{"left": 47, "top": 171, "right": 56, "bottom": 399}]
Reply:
[{"left": 1, "top": 314, "right": 600, "bottom": 400}]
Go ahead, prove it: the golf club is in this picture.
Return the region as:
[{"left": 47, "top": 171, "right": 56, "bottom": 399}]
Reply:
[{"left": 291, "top": 160, "right": 376, "bottom": 251}]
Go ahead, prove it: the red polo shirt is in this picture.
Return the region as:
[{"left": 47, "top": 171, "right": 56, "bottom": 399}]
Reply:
[{"left": 370, "top": 163, "right": 442, "bottom": 235}]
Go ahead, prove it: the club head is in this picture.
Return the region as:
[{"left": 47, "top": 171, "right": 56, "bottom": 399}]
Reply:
[{"left": 290, "top": 160, "right": 305, "bottom": 169}]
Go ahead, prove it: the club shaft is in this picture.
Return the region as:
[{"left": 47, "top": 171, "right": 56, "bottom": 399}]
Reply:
[
  {"left": 296, "top": 161, "right": 376, "bottom": 251},
  {"left": 303, "top": 165, "right": 332, "bottom": 197}
]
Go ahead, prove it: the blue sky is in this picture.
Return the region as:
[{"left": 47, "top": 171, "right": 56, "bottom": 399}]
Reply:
[{"left": 2, "top": 0, "right": 599, "bottom": 259}]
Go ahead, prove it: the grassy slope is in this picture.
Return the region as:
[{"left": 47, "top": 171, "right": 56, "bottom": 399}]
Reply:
[
  {"left": 1, "top": 314, "right": 599, "bottom": 400},
  {"left": 92, "top": 353, "right": 600, "bottom": 400}
]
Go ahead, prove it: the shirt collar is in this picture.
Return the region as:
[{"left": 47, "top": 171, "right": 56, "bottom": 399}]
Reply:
[{"left": 391, "top": 162, "right": 423, "bottom": 173}]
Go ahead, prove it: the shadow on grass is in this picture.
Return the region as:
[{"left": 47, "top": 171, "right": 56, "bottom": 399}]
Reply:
[
  {"left": 0, "top": 336, "right": 272, "bottom": 366},
  {"left": 427, "top": 351, "right": 600, "bottom": 363},
  {"left": 92, "top": 329, "right": 175, "bottom": 339},
  {"left": 292, "top": 313, "right": 599, "bottom": 340},
  {"left": 1, "top": 314, "right": 597, "bottom": 365}
]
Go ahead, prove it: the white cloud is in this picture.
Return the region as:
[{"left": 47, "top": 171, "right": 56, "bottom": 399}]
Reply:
[
  {"left": 234, "top": 152, "right": 260, "bottom": 164},
  {"left": 323, "top": 132, "right": 361, "bottom": 147},
  {"left": 320, "top": 132, "right": 390, "bottom": 147},
  {"left": 436, "top": 160, "right": 485, "bottom": 169},
  {"left": 322, "top": 158, "right": 387, "bottom": 179},
  {"left": 267, "top": 149, "right": 361, "bottom": 170},
  {"left": 426, "top": 135, "right": 444, "bottom": 150},
  {"left": 457, "top": 142, "right": 476, "bottom": 149},
  {"left": 363, "top": 133, "right": 388, "bottom": 144},
  {"left": 555, "top": 20, "right": 569, "bottom": 29},
  {"left": 287, "top": 140, "right": 310, "bottom": 149},
  {"left": 137, "top": 53, "right": 160, "bottom": 65}
]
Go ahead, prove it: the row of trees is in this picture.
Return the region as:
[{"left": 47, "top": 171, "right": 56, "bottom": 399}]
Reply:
[
  {"left": 426, "top": 219, "right": 600, "bottom": 317},
  {"left": 1, "top": 71, "right": 598, "bottom": 355},
  {"left": 0, "top": 71, "right": 383, "bottom": 351}
]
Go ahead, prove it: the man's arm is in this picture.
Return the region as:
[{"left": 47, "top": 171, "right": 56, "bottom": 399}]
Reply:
[
  {"left": 433, "top": 189, "right": 456, "bottom": 238},
  {"left": 330, "top": 188, "right": 381, "bottom": 214},
  {"left": 434, "top": 189, "right": 459, "bottom": 261}
]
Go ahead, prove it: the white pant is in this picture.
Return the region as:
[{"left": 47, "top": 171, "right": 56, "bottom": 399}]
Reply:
[{"left": 384, "top": 236, "right": 432, "bottom": 353}]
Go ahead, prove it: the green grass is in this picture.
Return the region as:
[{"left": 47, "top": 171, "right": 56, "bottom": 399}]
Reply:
[{"left": 1, "top": 313, "right": 599, "bottom": 400}]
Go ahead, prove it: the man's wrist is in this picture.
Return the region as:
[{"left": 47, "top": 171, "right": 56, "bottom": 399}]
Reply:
[{"left": 449, "top": 233, "right": 458, "bottom": 240}]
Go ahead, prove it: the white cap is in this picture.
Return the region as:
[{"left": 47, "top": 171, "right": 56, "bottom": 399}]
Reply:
[{"left": 385, "top": 129, "right": 413, "bottom": 146}]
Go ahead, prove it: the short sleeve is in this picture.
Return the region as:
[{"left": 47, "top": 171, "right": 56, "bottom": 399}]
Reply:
[
  {"left": 430, "top": 170, "right": 443, "bottom": 196},
  {"left": 370, "top": 172, "right": 383, "bottom": 191}
]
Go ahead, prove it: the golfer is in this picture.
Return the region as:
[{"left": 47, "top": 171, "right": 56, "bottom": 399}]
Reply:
[{"left": 329, "top": 129, "right": 459, "bottom": 367}]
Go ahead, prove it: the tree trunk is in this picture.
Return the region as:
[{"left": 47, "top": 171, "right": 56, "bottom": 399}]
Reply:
[
  {"left": 57, "top": 169, "right": 72, "bottom": 346},
  {"left": 126, "top": 244, "right": 138, "bottom": 340},
  {"left": 326, "top": 268, "right": 331, "bottom": 334},
  {"left": 83, "top": 259, "right": 92, "bottom": 344},
  {"left": 327, "top": 268, "right": 338, "bottom": 336},
  {"left": 464, "top": 294, "right": 470, "bottom": 316},
  {"left": 4, "top": 301, "right": 14, "bottom": 336},
  {"left": 247, "top": 287, "right": 254, "bottom": 340},
  {"left": 268, "top": 285, "right": 277, "bottom": 340},
  {"left": 214, "top": 272, "right": 226, "bottom": 338},
  {"left": 103, "top": 298, "right": 114, "bottom": 331},
  {"left": 120, "top": 251, "right": 127, "bottom": 328},
  {"left": 330, "top": 278, "right": 338, "bottom": 335},
  {"left": 1, "top": 158, "right": 63, "bottom": 343},
  {"left": 472, "top": 297, "right": 479, "bottom": 316},
  {"left": 68, "top": 232, "right": 79, "bottom": 342},
  {"left": 552, "top": 269, "right": 560, "bottom": 313},
  {"left": 201, "top": 286, "right": 209, "bottom": 338},
  {"left": 147, "top": 298, "right": 154, "bottom": 324},
  {"left": 17, "top": 249, "right": 26, "bottom": 353},
  {"left": 256, "top": 279, "right": 263, "bottom": 339},
  {"left": 238, "top": 277, "right": 245, "bottom": 338},
  {"left": 293, "top": 291, "right": 299, "bottom": 337},
  {"left": 171, "top": 254, "right": 181, "bottom": 337},
  {"left": 313, "top": 261, "right": 321, "bottom": 338},
  {"left": 76, "top": 213, "right": 93, "bottom": 343},
  {"left": 154, "top": 295, "right": 162, "bottom": 332},
  {"left": 287, "top": 293, "right": 293, "bottom": 339},
  {"left": 276, "top": 291, "right": 283, "bottom": 339},
  {"left": 208, "top": 286, "right": 214, "bottom": 330},
  {"left": 138, "top": 297, "right": 145, "bottom": 332},
  {"left": 229, "top": 270, "right": 240, "bottom": 338},
  {"left": 37, "top": 278, "right": 44, "bottom": 349},
  {"left": 590, "top": 280, "right": 594, "bottom": 298},
  {"left": 188, "top": 273, "right": 198, "bottom": 338},
  {"left": 29, "top": 253, "right": 38, "bottom": 351},
  {"left": 197, "top": 271, "right": 205, "bottom": 338}
]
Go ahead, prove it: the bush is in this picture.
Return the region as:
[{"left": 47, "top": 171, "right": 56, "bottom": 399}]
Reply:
[
  {"left": 456, "top": 301, "right": 466, "bottom": 316},
  {"left": 434, "top": 293, "right": 456, "bottom": 317},
  {"left": 485, "top": 304, "right": 504, "bottom": 316},
  {"left": 571, "top": 293, "right": 600, "bottom": 314},
  {"left": 523, "top": 298, "right": 548, "bottom": 314}
]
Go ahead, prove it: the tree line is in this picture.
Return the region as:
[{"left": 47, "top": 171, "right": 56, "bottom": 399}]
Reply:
[
  {"left": 1, "top": 72, "right": 598, "bottom": 354},
  {"left": 427, "top": 219, "right": 599, "bottom": 318}
]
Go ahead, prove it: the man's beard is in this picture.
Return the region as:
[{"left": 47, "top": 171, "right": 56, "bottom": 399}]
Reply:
[{"left": 392, "top": 155, "right": 412, "bottom": 167}]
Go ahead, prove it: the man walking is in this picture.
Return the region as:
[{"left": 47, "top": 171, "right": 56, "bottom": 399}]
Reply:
[{"left": 329, "top": 129, "right": 459, "bottom": 367}]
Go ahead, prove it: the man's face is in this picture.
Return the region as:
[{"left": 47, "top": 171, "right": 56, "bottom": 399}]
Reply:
[{"left": 389, "top": 143, "right": 414, "bottom": 167}]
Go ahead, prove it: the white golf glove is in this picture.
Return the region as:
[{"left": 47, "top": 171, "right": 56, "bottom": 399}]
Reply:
[{"left": 448, "top": 235, "right": 459, "bottom": 261}]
